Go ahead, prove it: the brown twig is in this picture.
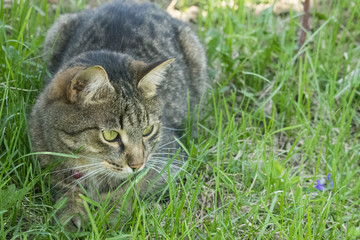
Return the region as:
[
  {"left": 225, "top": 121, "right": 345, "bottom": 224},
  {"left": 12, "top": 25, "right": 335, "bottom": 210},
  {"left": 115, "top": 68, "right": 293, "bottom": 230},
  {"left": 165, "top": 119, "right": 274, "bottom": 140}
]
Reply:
[{"left": 298, "top": 0, "right": 311, "bottom": 56}]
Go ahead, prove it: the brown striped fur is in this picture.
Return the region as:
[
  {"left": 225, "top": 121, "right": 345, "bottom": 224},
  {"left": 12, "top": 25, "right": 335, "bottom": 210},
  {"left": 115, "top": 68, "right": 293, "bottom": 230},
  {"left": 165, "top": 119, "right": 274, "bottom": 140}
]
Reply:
[{"left": 30, "top": 0, "right": 208, "bottom": 230}]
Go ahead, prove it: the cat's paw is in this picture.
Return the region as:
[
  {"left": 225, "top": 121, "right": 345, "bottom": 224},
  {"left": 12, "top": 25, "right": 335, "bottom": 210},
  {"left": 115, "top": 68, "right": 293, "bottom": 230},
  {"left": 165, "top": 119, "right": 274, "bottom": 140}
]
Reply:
[
  {"left": 70, "top": 214, "right": 82, "bottom": 229},
  {"left": 58, "top": 204, "right": 88, "bottom": 231}
]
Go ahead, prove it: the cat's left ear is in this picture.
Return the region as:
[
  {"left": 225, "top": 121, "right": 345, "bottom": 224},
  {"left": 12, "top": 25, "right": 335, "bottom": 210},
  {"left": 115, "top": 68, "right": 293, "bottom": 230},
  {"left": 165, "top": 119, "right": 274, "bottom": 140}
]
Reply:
[
  {"left": 67, "top": 65, "right": 115, "bottom": 104},
  {"left": 132, "top": 58, "right": 175, "bottom": 98}
]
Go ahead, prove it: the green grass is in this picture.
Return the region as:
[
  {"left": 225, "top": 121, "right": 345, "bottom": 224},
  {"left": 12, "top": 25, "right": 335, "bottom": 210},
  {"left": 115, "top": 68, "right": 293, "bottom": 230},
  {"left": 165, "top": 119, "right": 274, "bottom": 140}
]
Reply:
[{"left": 1, "top": 0, "right": 360, "bottom": 239}]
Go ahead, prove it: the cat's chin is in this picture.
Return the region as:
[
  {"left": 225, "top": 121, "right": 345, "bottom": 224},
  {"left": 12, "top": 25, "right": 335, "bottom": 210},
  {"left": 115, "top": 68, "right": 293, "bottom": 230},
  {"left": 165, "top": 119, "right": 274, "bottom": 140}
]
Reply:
[
  {"left": 110, "top": 165, "right": 134, "bottom": 180},
  {"left": 109, "top": 165, "right": 149, "bottom": 182}
]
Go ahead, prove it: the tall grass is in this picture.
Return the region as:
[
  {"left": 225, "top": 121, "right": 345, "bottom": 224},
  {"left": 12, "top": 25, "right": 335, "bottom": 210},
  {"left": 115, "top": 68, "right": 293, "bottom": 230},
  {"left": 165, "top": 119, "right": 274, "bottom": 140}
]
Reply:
[{"left": 1, "top": 0, "right": 360, "bottom": 239}]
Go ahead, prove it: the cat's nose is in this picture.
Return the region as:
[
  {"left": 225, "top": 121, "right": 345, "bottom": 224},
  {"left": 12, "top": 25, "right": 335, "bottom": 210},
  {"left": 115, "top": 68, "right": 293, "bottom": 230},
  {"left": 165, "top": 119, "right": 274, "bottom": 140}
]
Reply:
[
  {"left": 125, "top": 143, "right": 144, "bottom": 171},
  {"left": 129, "top": 163, "right": 143, "bottom": 171}
]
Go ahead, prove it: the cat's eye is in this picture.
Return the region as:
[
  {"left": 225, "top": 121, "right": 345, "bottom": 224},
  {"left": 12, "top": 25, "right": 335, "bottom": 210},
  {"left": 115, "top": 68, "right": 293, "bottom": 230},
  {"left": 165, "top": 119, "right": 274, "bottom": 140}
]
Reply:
[
  {"left": 103, "top": 130, "right": 120, "bottom": 142},
  {"left": 142, "top": 125, "right": 154, "bottom": 137}
]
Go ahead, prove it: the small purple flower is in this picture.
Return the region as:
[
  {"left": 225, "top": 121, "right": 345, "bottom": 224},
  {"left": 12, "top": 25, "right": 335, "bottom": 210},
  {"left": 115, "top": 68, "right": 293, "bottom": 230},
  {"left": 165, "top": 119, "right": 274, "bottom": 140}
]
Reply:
[
  {"left": 327, "top": 173, "right": 334, "bottom": 188},
  {"left": 314, "top": 173, "right": 334, "bottom": 191},
  {"left": 315, "top": 179, "right": 326, "bottom": 191}
]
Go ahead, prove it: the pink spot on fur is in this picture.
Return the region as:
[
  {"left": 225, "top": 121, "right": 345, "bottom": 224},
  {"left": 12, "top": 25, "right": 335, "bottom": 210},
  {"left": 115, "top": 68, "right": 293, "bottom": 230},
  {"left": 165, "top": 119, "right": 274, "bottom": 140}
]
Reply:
[{"left": 73, "top": 171, "right": 83, "bottom": 179}]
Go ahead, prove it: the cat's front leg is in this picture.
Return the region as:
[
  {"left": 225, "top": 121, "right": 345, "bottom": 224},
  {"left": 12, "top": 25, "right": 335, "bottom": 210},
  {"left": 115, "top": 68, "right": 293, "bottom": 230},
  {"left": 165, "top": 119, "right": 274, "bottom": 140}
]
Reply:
[{"left": 57, "top": 193, "right": 88, "bottom": 230}]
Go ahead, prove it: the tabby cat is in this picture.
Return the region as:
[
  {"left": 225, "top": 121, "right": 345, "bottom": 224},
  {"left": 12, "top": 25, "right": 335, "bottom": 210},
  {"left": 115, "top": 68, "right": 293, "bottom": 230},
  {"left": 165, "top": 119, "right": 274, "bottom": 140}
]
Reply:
[{"left": 30, "top": 0, "right": 207, "bottom": 229}]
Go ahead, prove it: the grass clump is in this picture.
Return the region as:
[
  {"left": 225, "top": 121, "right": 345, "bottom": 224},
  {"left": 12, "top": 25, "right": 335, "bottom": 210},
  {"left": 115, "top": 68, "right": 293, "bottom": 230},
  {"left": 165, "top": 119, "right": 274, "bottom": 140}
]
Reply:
[{"left": 1, "top": 0, "right": 360, "bottom": 239}]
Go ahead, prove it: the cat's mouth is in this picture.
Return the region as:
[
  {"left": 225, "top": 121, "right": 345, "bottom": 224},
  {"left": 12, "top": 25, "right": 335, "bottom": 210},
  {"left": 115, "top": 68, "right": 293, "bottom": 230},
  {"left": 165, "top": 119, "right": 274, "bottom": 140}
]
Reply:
[{"left": 102, "top": 160, "right": 145, "bottom": 178}]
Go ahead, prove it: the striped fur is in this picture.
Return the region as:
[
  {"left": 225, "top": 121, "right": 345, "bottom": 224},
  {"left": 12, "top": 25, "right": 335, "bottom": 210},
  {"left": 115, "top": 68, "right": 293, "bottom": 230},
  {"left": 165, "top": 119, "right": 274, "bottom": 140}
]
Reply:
[{"left": 30, "top": 0, "right": 208, "bottom": 230}]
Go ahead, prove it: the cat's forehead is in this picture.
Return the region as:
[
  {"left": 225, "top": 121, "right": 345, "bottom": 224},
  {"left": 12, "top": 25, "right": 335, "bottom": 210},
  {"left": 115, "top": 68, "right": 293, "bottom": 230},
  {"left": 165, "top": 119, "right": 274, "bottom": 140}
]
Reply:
[
  {"left": 85, "top": 79, "right": 161, "bottom": 133},
  {"left": 121, "top": 101, "right": 147, "bottom": 126},
  {"left": 100, "top": 95, "right": 148, "bottom": 130}
]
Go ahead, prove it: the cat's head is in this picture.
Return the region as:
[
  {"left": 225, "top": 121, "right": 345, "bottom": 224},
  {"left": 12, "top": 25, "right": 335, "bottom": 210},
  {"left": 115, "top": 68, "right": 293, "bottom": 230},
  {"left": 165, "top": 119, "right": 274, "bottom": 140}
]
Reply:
[{"left": 30, "top": 51, "right": 174, "bottom": 180}]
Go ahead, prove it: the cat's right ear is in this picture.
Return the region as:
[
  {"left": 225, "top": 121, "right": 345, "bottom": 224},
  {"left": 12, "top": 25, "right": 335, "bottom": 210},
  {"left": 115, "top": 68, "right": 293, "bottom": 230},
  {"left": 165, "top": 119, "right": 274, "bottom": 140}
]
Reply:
[
  {"left": 67, "top": 66, "right": 115, "bottom": 104},
  {"left": 131, "top": 59, "right": 175, "bottom": 98}
]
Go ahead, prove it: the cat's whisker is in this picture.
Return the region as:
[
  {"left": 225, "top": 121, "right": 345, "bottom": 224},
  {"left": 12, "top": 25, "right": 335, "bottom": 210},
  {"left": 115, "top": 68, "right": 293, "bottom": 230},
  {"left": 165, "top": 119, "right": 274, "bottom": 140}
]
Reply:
[
  {"left": 62, "top": 175, "right": 103, "bottom": 197},
  {"left": 106, "top": 172, "right": 118, "bottom": 188},
  {"left": 77, "top": 168, "right": 105, "bottom": 184},
  {"left": 148, "top": 156, "right": 172, "bottom": 161},
  {"left": 144, "top": 166, "right": 164, "bottom": 182},
  {"left": 149, "top": 152, "right": 188, "bottom": 159},
  {"left": 101, "top": 171, "right": 114, "bottom": 186},
  {"left": 49, "top": 163, "right": 101, "bottom": 174},
  {"left": 58, "top": 172, "right": 99, "bottom": 195},
  {"left": 49, "top": 165, "right": 102, "bottom": 193},
  {"left": 163, "top": 163, "right": 187, "bottom": 174},
  {"left": 157, "top": 147, "right": 183, "bottom": 151},
  {"left": 161, "top": 160, "right": 198, "bottom": 175},
  {"left": 162, "top": 126, "right": 187, "bottom": 131},
  {"left": 60, "top": 168, "right": 105, "bottom": 195},
  {"left": 96, "top": 172, "right": 109, "bottom": 188},
  {"left": 153, "top": 153, "right": 205, "bottom": 164},
  {"left": 75, "top": 155, "right": 106, "bottom": 162},
  {"left": 148, "top": 166, "right": 162, "bottom": 174},
  {"left": 146, "top": 162, "right": 171, "bottom": 171},
  {"left": 148, "top": 157, "right": 184, "bottom": 166},
  {"left": 151, "top": 155, "right": 190, "bottom": 167},
  {"left": 146, "top": 166, "right": 170, "bottom": 182},
  {"left": 157, "top": 131, "right": 189, "bottom": 149},
  {"left": 104, "top": 171, "right": 114, "bottom": 186},
  {"left": 154, "top": 157, "right": 183, "bottom": 165},
  {"left": 150, "top": 152, "right": 188, "bottom": 157},
  {"left": 148, "top": 159, "right": 188, "bottom": 174},
  {"left": 149, "top": 161, "right": 182, "bottom": 169}
]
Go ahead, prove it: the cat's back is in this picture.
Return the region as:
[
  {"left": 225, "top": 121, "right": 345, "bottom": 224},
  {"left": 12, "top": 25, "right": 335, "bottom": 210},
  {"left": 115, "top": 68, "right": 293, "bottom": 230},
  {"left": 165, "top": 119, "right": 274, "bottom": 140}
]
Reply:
[
  {"left": 71, "top": 1, "right": 181, "bottom": 50},
  {"left": 45, "top": 1, "right": 201, "bottom": 75},
  {"left": 44, "top": 0, "right": 208, "bottom": 130}
]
